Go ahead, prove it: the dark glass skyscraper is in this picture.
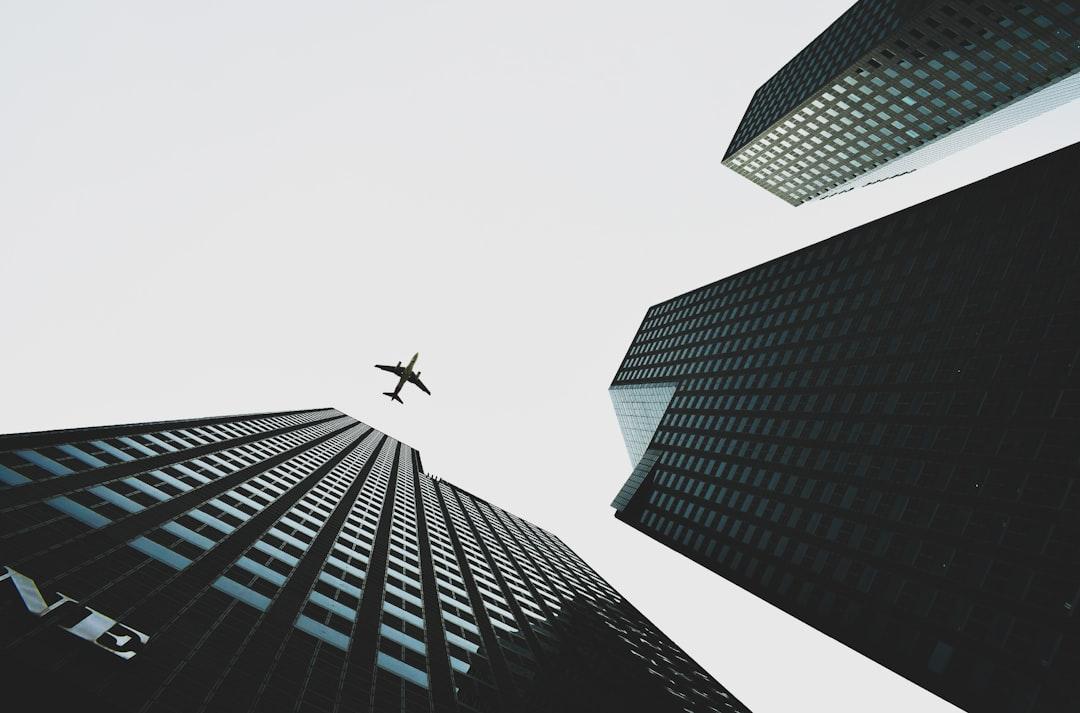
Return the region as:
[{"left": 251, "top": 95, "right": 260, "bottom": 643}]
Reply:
[
  {"left": 610, "top": 143, "right": 1079, "bottom": 712},
  {"left": 723, "top": 0, "right": 1080, "bottom": 205},
  {"left": 0, "top": 408, "right": 748, "bottom": 713}
]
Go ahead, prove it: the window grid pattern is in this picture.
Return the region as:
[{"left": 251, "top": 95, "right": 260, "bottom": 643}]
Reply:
[
  {"left": 0, "top": 409, "right": 336, "bottom": 487},
  {"left": 723, "top": 0, "right": 1080, "bottom": 205},
  {"left": 1, "top": 411, "right": 748, "bottom": 713},
  {"left": 0, "top": 416, "right": 352, "bottom": 554},
  {"left": 373, "top": 447, "right": 432, "bottom": 708},
  {"left": 439, "top": 484, "right": 536, "bottom": 692},
  {"left": 725, "top": 0, "right": 917, "bottom": 156},
  {"left": 217, "top": 426, "right": 372, "bottom": 608},
  {"left": 298, "top": 428, "right": 386, "bottom": 648},
  {"left": 611, "top": 144, "right": 1080, "bottom": 712},
  {"left": 417, "top": 473, "right": 499, "bottom": 711}
]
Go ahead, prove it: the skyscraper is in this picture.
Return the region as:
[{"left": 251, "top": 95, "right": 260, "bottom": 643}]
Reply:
[
  {"left": 723, "top": 0, "right": 1080, "bottom": 205},
  {"left": 609, "top": 143, "right": 1079, "bottom": 712},
  {"left": 0, "top": 408, "right": 748, "bottom": 713}
]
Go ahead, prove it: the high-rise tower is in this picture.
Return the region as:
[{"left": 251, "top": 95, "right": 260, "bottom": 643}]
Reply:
[
  {"left": 0, "top": 408, "right": 748, "bottom": 713},
  {"left": 610, "top": 143, "right": 1079, "bottom": 712},
  {"left": 723, "top": 0, "right": 1080, "bottom": 205}
]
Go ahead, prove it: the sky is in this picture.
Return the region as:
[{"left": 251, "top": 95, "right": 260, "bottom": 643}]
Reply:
[{"left": 2, "top": 2, "right": 1078, "bottom": 711}]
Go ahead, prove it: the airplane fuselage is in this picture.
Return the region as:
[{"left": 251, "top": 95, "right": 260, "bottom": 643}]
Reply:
[{"left": 389, "top": 353, "right": 420, "bottom": 397}]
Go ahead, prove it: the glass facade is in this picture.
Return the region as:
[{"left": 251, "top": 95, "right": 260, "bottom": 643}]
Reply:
[
  {"left": 609, "top": 382, "right": 680, "bottom": 468},
  {"left": 610, "top": 143, "right": 1080, "bottom": 713},
  {"left": 1, "top": 408, "right": 748, "bottom": 713},
  {"left": 723, "top": 0, "right": 1080, "bottom": 205}
]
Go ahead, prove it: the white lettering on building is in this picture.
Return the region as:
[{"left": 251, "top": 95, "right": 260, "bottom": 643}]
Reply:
[{"left": 0, "top": 566, "right": 149, "bottom": 659}]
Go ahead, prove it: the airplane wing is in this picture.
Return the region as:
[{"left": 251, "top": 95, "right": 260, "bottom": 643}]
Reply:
[
  {"left": 408, "top": 374, "right": 431, "bottom": 395},
  {"left": 375, "top": 364, "right": 406, "bottom": 376}
]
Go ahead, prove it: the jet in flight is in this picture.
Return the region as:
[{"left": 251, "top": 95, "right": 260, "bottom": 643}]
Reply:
[{"left": 375, "top": 352, "right": 431, "bottom": 404}]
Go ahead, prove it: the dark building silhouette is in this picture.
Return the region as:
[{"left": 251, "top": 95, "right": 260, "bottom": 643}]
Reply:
[
  {"left": 610, "top": 143, "right": 1080, "bottom": 712},
  {"left": 0, "top": 408, "right": 748, "bottom": 713},
  {"left": 724, "top": 0, "right": 1080, "bottom": 205}
]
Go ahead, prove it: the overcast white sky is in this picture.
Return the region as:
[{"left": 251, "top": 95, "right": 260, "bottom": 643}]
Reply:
[{"left": 2, "top": 2, "right": 1077, "bottom": 711}]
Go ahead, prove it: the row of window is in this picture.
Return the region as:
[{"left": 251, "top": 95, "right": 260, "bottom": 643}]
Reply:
[
  {"left": 2, "top": 412, "right": 743, "bottom": 712},
  {"left": 726, "top": 0, "right": 1078, "bottom": 202}
]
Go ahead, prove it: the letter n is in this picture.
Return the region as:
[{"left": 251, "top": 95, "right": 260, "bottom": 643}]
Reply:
[{"left": 0, "top": 566, "right": 78, "bottom": 616}]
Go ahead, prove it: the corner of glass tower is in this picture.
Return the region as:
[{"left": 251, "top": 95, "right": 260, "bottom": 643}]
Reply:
[{"left": 608, "top": 382, "right": 677, "bottom": 511}]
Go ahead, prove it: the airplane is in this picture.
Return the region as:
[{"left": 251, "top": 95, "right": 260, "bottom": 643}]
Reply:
[{"left": 374, "top": 352, "right": 431, "bottom": 404}]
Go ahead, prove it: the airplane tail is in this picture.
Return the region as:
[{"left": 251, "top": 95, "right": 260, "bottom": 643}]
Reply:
[{"left": 384, "top": 392, "right": 404, "bottom": 404}]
